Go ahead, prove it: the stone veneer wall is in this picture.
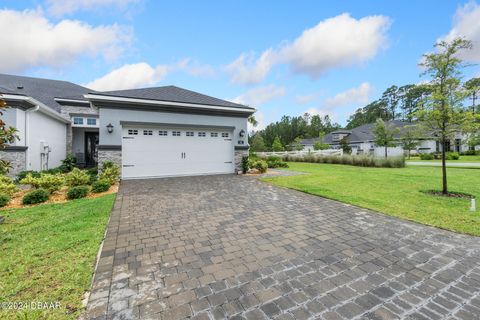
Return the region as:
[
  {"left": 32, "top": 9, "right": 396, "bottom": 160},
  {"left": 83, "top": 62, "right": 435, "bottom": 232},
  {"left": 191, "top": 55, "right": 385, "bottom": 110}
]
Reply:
[
  {"left": 98, "top": 149, "right": 121, "bottom": 173},
  {"left": 0, "top": 149, "right": 26, "bottom": 177},
  {"left": 234, "top": 149, "right": 249, "bottom": 173}
]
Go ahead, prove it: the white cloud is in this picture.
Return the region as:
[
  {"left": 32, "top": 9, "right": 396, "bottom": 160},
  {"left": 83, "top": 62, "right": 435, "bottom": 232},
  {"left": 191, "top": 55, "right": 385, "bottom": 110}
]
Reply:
[
  {"left": 85, "top": 62, "right": 168, "bottom": 91},
  {"left": 226, "top": 49, "right": 276, "bottom": 85},
  {"left": 324, "top": 82, "right": 373, "bottom": 107},
  {"left": 0, "top": 9, "right": 131, "bottom": 73},
  {"left": 175, "top": 58, "right": 216, "bottom": 77},
  {"left": 46, "top": 0, "right": 140, "bottom": 16},
  {"left": 231, "top": 85, "right": 285, "bottom": 107},
  {"left": 227, "top": 13, "right": 390, "bottom": 84},
  {"left": 440, "top": 2, "right": 480, "bottom": 61}
]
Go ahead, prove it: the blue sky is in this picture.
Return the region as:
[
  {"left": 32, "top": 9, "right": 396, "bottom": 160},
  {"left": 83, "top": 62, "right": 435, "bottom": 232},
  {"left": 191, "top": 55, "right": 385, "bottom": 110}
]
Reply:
[{"left": 1, "top": 0, "right": 479, "bottom": 128}]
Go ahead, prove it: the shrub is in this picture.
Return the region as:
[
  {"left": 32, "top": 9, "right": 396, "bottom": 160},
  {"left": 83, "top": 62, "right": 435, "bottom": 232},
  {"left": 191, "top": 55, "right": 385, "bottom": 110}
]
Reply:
[
  {"left": 446, "top": 152, "right": 460, "bottom": 160},
  {"left": 277, "top": 154, "right": 405, "bottom": 168},
  {"left": 65, "top": 168, "right": 90, "bottom": 187},
  {"left": 59, "top": 154, "right": 77, "bottom": 173},
  {"left": 86, "top": 167, "right": 98, "bottom": 184},
  {"left": 91, "top": 180, "right": 111, "bottom": 193},
  {"left": 241, "top": 156, "right": 249, "bottom": 174},
  {"left": 250, "top": 159, "right": 268, "bottom": 173},
  {"left": 22, "top": 188, "right": 49, "bottom": 205},
  {"left": 99, "top": 163, "right": 120, "bottom": 184},
  {"left": 0, "top": 160, "right": 11, "bottom": 175},
  {"left": 0, "top": 194, "right": 10, "bottom": 207},
  {"left": 16, "top": 170, "right": 41, "bottom": 183},
  {"left": 37, "top": 173, "right": 64, "bottom": 193},
  {"left": 420, "top": 153, "right": 434, "bottom": 160},
  {"left": 266, "top": 155, "right": 288, "bottom": 168},
  {"left": 0, "top": 176, "right": 19, "bottom": 196},
  {"left": 20, "top": 173, "right": 41, "bottom": 188},
  {"left": 67, "top": 185, "right": 89, "bottom": 199},
  {"left": 462, "top": 150, "right": 477, "bottom": 155}
]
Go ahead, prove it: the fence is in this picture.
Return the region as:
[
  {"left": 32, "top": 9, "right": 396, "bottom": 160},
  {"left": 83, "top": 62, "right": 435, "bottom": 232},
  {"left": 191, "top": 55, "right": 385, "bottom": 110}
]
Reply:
[{"left": 255, "top": 149, "right": 343, "bottom": 157}]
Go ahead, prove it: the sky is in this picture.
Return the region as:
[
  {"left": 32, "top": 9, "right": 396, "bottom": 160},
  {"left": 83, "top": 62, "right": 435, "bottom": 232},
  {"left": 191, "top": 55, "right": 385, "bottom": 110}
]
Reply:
[{"left": 1, "top": 0, "right": 480, "bottom": 129}]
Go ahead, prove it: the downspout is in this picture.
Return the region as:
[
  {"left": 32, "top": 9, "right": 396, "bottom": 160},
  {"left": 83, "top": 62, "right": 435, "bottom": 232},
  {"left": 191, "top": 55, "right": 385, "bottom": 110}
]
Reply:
[{"left": 25, "top": 105, "right": 39, "bottom": 170}]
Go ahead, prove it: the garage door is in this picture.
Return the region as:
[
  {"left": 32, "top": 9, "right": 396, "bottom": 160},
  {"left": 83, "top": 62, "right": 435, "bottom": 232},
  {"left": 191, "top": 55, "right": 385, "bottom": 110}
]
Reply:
[{"left": 121, "top": 126, "right": 234, "bottom": 179}]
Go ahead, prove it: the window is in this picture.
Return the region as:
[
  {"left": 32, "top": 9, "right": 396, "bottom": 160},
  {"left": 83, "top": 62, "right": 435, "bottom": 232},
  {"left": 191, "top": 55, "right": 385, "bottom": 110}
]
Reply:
[
  {"left": 143, "top": 130, "right": 153, "bottom": 136},
  {"left": 211, "top": 132, "right": 218, "bottom": 137},
  {"left": 186, "top": 131, "right": 194, "bottom": 137},
  {"left": 172, "top": 131, "right": 181, "bottom": 136},
  {"left": 73, "top": 117, "right": 83, "bottom": 125},
  {"left": 159, "top": 130, "right": 168, "bottom": 136},
  {"left": 87, "top": 118, "right": 97, "bottom": 125},
  {"left": 128, "top": 129, "right": 138, "bottom": 135},
  {"left": 221, "top": 132, "right": 229, "bottom": 138},
  {"left": 198, "top": 132, "right": 206, "bottom": 137}
]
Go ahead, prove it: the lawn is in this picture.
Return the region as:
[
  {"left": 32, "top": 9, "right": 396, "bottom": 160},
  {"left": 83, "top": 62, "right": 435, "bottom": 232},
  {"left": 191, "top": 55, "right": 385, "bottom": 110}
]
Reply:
[
  {"left": 262, "top": 163, "right": 480, "bottom": 236},
  {"left": 0, "top": 194, "right": 115, "bottom": 320}
]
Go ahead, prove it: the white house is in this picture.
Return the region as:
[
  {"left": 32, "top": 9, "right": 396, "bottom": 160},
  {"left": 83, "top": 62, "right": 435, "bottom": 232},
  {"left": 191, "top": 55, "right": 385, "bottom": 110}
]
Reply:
[
  {"left": 301, "top": 120, "right": 479, "bottom": 157},
  {"left": 0, "top": 74, "right": 254, "bottom": 179}
]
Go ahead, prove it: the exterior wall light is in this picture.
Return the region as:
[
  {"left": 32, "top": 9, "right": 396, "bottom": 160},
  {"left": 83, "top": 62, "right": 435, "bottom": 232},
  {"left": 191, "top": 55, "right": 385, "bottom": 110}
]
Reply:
[
  {"left": 239, "top": 129, "right": 245, "bottom": 137},
  {"left": 106, "top": 123, "right": 114, "bottom": 133}
]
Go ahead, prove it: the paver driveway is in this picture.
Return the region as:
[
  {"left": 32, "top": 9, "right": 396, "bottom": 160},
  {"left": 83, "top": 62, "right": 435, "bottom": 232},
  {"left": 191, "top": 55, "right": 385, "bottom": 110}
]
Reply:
[{"left": 85, "top": 174, "right": 480, "bottom": 320}]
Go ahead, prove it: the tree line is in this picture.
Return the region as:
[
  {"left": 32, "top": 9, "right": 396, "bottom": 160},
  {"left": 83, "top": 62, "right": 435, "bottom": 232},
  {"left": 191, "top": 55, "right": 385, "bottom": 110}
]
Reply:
[{"left": 249, "top": 114, "right": 341, "bottom": 152}]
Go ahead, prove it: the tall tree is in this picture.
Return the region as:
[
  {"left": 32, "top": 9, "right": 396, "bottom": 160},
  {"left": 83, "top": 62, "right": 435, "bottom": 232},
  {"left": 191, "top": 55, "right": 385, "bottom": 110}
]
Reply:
[
  {"left": 464, "top": 77, "right": 480, "bottom": 114},
  {"left": 0, "top": 99, "right": 19, "bottom": 174},
  {"left": 272, "top": 136, "right": 284, "bottom": 152},
  {"left": 373, "top": 119, "right": 400, "bottom": 158},
  {"left": 339, "top": 137, "right": 352, "bottom": 154},
  {"left": 248, "top": 115, "right": 258, "bottom": 127},
  {"left": 382, "top": 85, "right": 400, "bottom": 120},
  {"left": 250, "top": 134, "right": 266, "bottom": 152},
  {"left": 400, "top": 125, "right": 422, "bottom": 159},
  {"left": 417, "top": 37, "right": 475, "bottom": 194}
]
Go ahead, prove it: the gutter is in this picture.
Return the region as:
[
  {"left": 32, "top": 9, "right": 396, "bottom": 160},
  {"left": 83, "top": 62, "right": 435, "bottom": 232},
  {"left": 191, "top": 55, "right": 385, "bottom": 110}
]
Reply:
[
  {"left": 84, "top": 93, "right": 256, "bottom": 114},
  {"left": 1, "top": 94, "right": 70, "bottom": 124}
]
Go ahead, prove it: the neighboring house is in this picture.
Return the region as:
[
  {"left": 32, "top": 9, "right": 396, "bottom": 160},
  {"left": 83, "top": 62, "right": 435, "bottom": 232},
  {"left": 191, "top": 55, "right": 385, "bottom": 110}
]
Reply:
[
  {"left": 301, "top": 120, "right": 479, "bottom": 157},
  {"left": 0, "top": 74, "right": 254, "bottom": 179}
]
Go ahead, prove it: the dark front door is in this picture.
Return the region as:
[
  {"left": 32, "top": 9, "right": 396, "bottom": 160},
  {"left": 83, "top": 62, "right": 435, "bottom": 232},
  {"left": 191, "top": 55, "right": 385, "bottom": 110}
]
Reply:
[{"left": 85, "top": 132, "right": 99, "bottom": 167}]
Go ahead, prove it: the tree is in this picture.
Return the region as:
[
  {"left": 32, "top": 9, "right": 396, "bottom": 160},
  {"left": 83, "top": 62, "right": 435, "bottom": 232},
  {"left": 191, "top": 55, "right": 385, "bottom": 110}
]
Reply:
[
  {"left": 293, "top": 137, "right": 304, "bottom": 151},
  {"left": 382, "top": 85, "right": 400, "bottom": 120},
  {"left": 339, "top": 137, "right": 351, "bottom": 154},
  {"left": 248, "top": 115, "right": 258, "bottom": 127},
  {"left": 464, "top": 77, "right": 480, "bottom": 114},
  {"left": 400, "top": 125, "right": 422, "bottom": 159},
  {"left": 0, "top": 99, "right": 19, "bottom": 174},
  {"left": 272, "top": 136, "right": 284, "bottom": 152},
  {"left": 313, "top": 132, "right": 330, "bottom": 150},
  {"left": 373, "top": 118, "right": 400, "bottom": 158},
  {"left": 417, "top": 37, "right": 475, "bottom": 194},
  {"left": 250, "top": 134, "right": 266, "bottom": 152}
]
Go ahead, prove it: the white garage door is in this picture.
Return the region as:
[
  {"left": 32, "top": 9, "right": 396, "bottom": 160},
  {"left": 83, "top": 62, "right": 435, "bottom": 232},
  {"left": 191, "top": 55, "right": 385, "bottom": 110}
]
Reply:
[{"left": 121, "top": 126, "right": 234, "bottom": 179}]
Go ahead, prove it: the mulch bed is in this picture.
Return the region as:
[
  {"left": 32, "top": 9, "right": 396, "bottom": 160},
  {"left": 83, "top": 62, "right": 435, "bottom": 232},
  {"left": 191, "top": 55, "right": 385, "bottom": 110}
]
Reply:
[
  {"left": 1, "top": 184, "right": 118, "bottom": 210},
  {"left": 421, "top": 190, "right": 474, "bottom": 199}
]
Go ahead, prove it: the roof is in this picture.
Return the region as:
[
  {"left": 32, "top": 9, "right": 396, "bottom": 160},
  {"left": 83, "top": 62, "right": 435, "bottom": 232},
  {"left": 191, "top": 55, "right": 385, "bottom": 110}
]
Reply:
[
  {"left": 95, "top": 86, "right": 251, "bottom": 109},
  {"left": 301, "top": 120, "right": 413, "bottom": 145},
  {"left": 0, "top": 73, "right": 92, "bottom": 112}
]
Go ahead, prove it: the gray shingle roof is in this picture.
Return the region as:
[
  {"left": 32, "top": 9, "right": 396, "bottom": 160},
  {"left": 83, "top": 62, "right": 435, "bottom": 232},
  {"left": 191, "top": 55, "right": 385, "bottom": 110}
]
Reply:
[
  {"left": 97, "top": 85, "right": 251, "bottom": 109},
  {"left": 0, "top": 73, "right": 92, "bottom": 112},
  {"left": 302, "top": 120, "right": 413, "bottom": 145}
]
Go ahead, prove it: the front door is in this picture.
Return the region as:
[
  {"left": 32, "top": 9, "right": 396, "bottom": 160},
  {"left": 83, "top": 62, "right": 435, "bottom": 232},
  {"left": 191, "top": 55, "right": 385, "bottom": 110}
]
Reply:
[{"left": 85, "top": 132, "right": 99, "bottom": 167}]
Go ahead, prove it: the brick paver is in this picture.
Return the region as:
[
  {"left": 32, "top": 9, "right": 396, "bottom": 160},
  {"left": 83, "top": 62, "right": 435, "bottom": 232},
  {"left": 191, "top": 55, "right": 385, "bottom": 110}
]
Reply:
[{"left": 85, "top": 174, "right": 480, "bottom": 319}]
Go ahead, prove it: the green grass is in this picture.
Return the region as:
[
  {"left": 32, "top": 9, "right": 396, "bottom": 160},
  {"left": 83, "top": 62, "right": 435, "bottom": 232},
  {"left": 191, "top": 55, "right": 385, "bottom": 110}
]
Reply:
[
  {"left": 262, "top": 163, "right": 480, "bottom": 236},
  {"left": 407, "top": 155, "right": 480, "bottom": 162},
  {"left": 0, "top": 194, "right": 116, "bottom": 320}
]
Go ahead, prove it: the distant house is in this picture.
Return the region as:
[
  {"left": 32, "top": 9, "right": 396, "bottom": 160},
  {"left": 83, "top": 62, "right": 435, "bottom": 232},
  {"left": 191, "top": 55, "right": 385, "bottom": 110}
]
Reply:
[{"left": 301, "top": 120, "right": 479, "bottom": 157}]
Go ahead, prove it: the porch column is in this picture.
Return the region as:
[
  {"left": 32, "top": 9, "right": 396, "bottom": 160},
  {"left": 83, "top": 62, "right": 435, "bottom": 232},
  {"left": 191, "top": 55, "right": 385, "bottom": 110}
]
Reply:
[{"left": 66, "top": 124, "right": 73, "bottom": 155}]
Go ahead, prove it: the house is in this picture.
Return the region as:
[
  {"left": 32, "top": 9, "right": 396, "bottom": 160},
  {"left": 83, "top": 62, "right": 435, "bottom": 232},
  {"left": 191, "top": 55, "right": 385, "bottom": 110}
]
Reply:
[
  {"left": 301, "top": 120, "right": 478, "bottom": 157},
  {"left": 0, "top": 74, "right": 254, "bottom": 179}
]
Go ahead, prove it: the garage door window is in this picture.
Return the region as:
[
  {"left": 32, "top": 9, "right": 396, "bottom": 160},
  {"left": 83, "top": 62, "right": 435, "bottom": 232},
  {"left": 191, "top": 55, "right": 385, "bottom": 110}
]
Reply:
[
  {"left": 172, "top": 131, "right": 181, "bottom": 136},
  {"left": 159, "top": 130, "right": 168, "bottom": 136},
  {"left": 128, "top": 129, "right": 138, "bottom": 135},
  {"left": 211, "top": 132, "right": 218, "bottom": 137},
  {"left": 186, "top": 131, "right": 194, "bottom": 137},
  {"left": 222, "top": 132, "right": 229, "bottom": 138},
  {"left": 198, "top": 132, "right": 206, "bottom": 137},
  {"left": 143, "top": 130, "right": 153, "bottom": 136}
]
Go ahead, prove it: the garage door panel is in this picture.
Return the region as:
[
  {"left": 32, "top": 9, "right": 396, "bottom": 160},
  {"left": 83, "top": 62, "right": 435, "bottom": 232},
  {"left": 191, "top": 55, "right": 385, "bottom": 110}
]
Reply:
[{"left": 121, "top": 127, "right": 234, "bottom": 179}]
